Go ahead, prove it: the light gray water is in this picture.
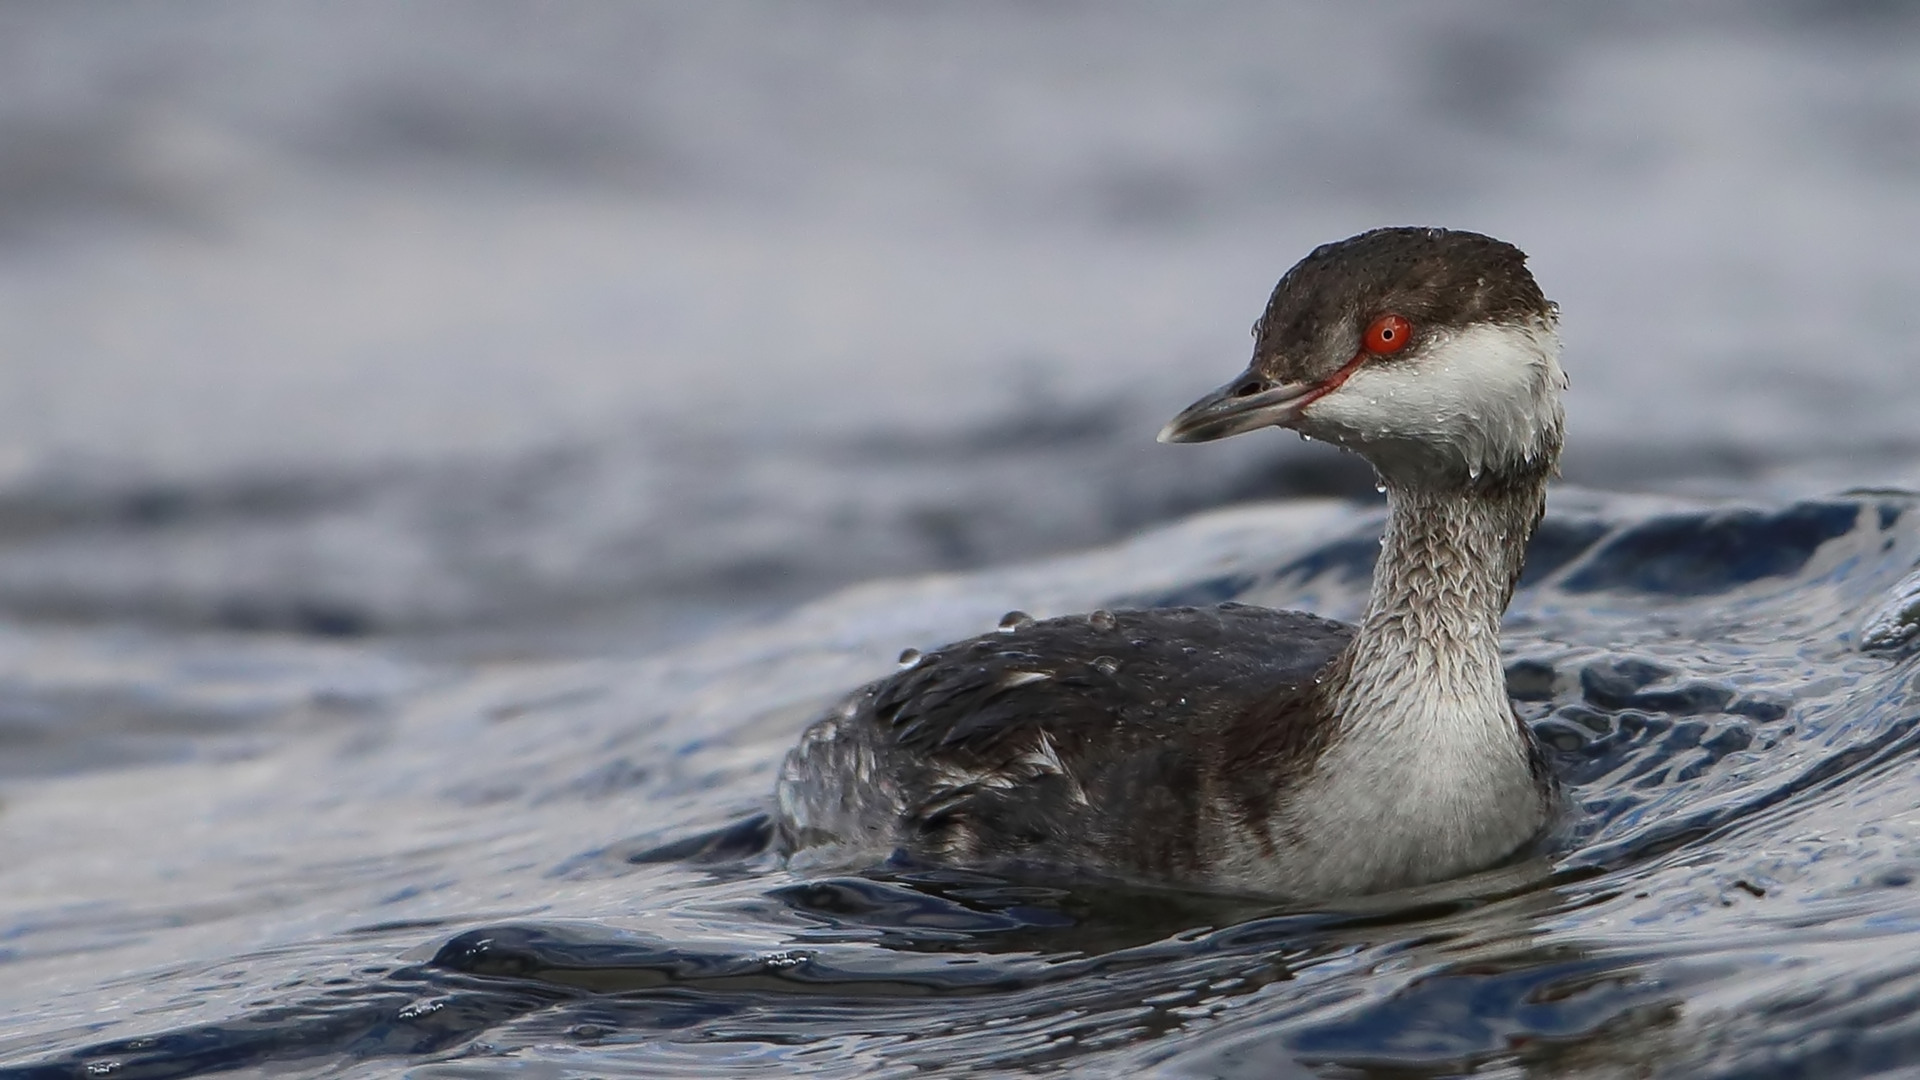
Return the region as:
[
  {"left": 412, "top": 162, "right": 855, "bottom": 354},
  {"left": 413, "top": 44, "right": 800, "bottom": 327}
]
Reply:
[{"left": 3, "top": 4, "right": 1920, "bottom": 1077}]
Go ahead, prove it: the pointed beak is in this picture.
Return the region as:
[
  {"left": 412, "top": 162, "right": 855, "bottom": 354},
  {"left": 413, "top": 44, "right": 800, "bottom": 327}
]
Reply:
[{"left": 1156, "top": 370, "right": 1322, "bottom": 444}]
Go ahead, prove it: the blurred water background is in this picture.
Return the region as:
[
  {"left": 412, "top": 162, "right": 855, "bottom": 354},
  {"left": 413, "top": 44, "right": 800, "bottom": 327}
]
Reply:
[{"left": 4, "top": 3, "right": 1920, "bottom": 1077}]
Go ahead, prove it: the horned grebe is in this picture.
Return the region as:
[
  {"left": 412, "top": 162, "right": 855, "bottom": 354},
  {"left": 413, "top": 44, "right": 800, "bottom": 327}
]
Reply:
[{"left": 773, "top": 227, "right": 1565, "bottom": 899}]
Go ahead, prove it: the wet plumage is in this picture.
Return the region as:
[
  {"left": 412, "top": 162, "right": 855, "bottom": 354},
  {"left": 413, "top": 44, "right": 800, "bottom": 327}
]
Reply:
[
  {"left": 774, "top": 227, "right": 1567, "bottom": 898},
  {"left": 777, "top": 605, "right": 1350, "bottom": 881}
]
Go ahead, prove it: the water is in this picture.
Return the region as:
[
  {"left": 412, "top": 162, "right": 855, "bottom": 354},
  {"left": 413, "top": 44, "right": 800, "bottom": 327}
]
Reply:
[
  {"left": 4, "top": 1, "right": 1920, "bottom": 645},
  {"left": 5, "top": 491, "right": 1920, "bottom": 1076},
  {"left": 6, "top": 3, "right": 1920, "bottom": 1077}
]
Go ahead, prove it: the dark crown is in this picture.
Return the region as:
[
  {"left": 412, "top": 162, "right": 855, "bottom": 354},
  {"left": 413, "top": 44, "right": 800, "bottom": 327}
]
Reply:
[{"left": 1253, "top": 227, "right": 1551, "bottom": 373}]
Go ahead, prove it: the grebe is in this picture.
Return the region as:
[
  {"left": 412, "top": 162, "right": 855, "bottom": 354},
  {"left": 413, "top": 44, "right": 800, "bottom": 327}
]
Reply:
[{"left": 773, "top": 227, "right": 1566, "bottom": 898}]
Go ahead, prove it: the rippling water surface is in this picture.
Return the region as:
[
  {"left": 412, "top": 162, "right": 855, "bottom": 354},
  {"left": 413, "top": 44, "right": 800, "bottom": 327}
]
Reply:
[
  {"left": 5, "top": 3, "right": 1920, "bottom": 1077},
  {"left": 4, "top": 490, "right": 1920, "bottom": 1077}
]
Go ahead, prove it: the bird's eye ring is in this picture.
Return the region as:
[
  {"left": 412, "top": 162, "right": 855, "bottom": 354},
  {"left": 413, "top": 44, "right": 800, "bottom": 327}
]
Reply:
[{"left": 1363, "top": 314, "right": 1413, "bottom": 356}]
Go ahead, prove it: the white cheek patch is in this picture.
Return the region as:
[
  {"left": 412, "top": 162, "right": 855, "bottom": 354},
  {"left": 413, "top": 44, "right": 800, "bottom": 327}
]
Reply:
[{"left": 1303, "top": 322, "right": 1565, "bottom": 478}]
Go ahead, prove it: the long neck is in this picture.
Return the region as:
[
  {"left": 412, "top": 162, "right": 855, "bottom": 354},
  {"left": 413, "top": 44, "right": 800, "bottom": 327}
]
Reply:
[
  {"left": 1245, "top": 464, "right": 1555, "bottom": 896},
  {"left": 1330, "top": 467, "right": 1548, "bottom": 743}
]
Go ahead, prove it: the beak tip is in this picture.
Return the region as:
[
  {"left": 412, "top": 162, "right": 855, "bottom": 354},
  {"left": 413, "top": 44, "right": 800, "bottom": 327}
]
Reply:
[{"left": 1155, "top": 420, "right": 1194, "bottom": 444}]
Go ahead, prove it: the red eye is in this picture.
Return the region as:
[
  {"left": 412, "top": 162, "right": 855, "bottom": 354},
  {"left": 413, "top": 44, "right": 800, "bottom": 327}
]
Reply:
[{"left": 1362, "top": 313, "right": 1412, "bottom": 356}]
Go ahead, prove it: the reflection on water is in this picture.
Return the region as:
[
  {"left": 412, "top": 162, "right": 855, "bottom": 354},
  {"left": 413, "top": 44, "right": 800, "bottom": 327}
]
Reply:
[
  {"left": 4, "top": 489, "right": 1920, "bottom": 1077},
  {"left": 4, "top": 2, "right": 1920, "bottom": 1077}
]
